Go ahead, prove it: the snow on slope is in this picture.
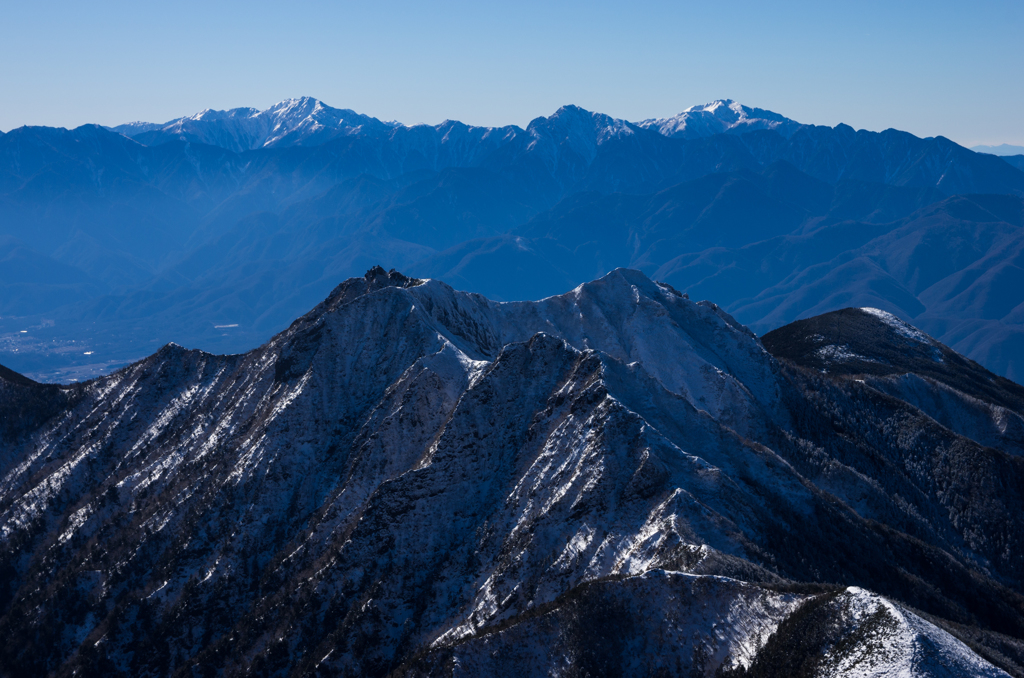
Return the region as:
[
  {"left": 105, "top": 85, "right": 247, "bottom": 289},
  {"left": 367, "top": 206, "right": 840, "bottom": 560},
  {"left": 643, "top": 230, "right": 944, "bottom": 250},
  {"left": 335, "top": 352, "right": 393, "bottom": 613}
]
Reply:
[
  {"left": 407, "top": 579, "right": 1010, "bottom": 678},
  {"left": 110, "top": 97, "right": 797, "bottom": 156},
  {"left": 861, "top": 307, "right": 933, "bottom": 344},
  {"left": 0, "top": 267, "right": 1020, "bottom": 677},
  {"left": 110, "top": 96, "right": 397, "bottom": 152},
  {"left": 636, "top": 99, "right": 804, "bottom": 139},
  {"left": 403, "top": 269, "right": 785, "bottom": 433},
  {"left": 816, "top": 588, "right": 1009, "bottom": 678}
]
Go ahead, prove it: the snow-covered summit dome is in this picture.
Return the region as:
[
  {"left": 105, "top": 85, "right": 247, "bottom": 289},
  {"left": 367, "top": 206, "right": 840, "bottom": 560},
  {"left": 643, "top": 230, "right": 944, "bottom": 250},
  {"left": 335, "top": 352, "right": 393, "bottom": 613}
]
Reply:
[{"left": 637, "top": 99, "right": 803, "bottom": 139}]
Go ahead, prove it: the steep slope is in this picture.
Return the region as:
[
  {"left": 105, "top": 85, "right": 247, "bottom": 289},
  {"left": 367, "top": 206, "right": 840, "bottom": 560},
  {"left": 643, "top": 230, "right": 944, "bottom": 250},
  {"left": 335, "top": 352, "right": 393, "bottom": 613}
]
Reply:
[
  {"left": 1, "top": 268, "right": 1022, "bottom": 677},
  {"left": 762, "top": 307, "right": 1024, "bottom": 456},
  {"left": 0, "top": 364, "right": 79, "bottom": 476}
]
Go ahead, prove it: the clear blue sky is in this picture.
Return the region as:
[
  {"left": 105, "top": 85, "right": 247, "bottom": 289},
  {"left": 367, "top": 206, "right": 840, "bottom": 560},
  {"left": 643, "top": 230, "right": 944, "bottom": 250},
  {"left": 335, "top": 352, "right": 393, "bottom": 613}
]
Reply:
[{"left": 2, "top": 0, "right": 1021, "bottom": 146}]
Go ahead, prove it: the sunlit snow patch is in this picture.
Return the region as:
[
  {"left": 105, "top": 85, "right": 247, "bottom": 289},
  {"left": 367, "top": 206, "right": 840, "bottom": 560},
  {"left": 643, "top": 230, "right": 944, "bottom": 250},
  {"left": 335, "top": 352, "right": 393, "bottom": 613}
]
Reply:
[
  {"left": 860, "top": 308, "right": 931, "bottom": 344},
  {"left": 815, "top": 345, "right": 867, "bottom": 363}
]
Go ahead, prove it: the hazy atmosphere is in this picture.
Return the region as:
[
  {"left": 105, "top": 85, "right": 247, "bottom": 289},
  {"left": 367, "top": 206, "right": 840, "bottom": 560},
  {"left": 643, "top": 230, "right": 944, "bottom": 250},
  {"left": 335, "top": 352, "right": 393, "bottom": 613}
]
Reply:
[{"left": 4, "top": 2, "right": 1024, "bottom": 677}]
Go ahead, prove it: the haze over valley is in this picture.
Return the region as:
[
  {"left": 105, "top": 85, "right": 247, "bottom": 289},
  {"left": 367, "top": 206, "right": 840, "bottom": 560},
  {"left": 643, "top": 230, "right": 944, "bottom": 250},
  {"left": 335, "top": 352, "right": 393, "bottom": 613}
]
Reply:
[{"left": 3, "top": 97, "right": 1024, "bottom": 381}]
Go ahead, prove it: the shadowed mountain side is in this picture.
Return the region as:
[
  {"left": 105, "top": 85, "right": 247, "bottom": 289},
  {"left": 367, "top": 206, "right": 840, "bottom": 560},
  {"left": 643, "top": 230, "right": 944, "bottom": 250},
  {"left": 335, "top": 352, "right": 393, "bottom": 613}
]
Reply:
[
  {"left": 738, "top": 124, "right": 1024, "bottom": 196},
  {"left": 1, "top": 268, "right": 1022, "bottom": 676},
  {"left": 413, "top": 165, "right": 947, "bottom": 301},
  {"left": 761, "top": 307, "right": 1024, "bottom": 412},
  {"left": 762, "top": 305, "right": 1024, "bottom": 465},
  {"left": 0, "top": 363, "right": 80, "bottom": 475},
  {"left": 588, "top": 193, "right": 1022, "bottom": 379}
]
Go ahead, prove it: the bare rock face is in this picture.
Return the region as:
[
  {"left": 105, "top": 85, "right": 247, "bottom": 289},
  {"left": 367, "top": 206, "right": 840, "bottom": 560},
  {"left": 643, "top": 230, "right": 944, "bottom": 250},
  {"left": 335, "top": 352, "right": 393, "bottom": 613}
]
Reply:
[{"left": 1, "top": 268, "right": 1022, "bottom": 677}]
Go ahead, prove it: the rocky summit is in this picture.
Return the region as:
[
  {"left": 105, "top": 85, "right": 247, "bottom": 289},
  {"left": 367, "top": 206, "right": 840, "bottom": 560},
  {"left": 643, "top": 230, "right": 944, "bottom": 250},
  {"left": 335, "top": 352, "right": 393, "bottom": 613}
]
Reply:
[{"left": 1, "top": 267, "right": 1023, "bottom": 677}]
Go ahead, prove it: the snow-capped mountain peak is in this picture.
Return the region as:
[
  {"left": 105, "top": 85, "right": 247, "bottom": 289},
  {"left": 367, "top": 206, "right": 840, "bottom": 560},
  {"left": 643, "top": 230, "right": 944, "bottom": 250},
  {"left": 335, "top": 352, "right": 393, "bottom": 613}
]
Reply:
[
  {"left": 185, "top": 106, "right": 260, "bottom": 122},
  {"left": 109, "top": 97, "right": 803, "bottom": 156},
  {"left": 109, "top": 96, "right": 393, "bottom": 152},
  {"left": 544, "top": 104, "right": 635, "bottom": 137},
  {"left": 682, "top": 98, "right": 738, "bottom": 114},
  {"left": 637, "top": 99, "right": 804, "bottom": 139}
]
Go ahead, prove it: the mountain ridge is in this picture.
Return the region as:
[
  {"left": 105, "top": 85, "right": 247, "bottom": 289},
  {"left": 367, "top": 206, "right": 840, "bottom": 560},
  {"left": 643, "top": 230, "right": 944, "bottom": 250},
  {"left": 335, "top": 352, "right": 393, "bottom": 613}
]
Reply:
[
  {"left": 1, "top": 267, "right": 1023, "bottom": 676},
  {"left": 4, "top": 99, "right": 1024, "bottom": 384},
  {"left": 107, "top": 97, "right": 796, "bottom": 152},
  {"left": 109, "top": 96, "right": 399, "bottom": 153},
  {"left": 636, "top": 98, "right": 804, "bottom": 139}
]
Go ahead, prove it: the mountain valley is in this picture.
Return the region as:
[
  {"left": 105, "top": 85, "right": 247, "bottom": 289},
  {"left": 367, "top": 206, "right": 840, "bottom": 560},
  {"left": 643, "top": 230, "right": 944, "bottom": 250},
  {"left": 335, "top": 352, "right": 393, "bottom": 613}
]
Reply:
[{"left": 3, "top": 98, "right": 1024, "bottom": 382}]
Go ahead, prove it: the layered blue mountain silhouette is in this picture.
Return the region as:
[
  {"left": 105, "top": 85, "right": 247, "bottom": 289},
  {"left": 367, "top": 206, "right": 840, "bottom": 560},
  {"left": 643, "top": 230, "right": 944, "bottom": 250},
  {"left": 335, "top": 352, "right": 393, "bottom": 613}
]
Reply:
[
  {"left": 973, "top": 143, "right": 1024, "bottom": 157},
  {"left": 3, "top": 97, "right": 1024, "bottom": 381}
]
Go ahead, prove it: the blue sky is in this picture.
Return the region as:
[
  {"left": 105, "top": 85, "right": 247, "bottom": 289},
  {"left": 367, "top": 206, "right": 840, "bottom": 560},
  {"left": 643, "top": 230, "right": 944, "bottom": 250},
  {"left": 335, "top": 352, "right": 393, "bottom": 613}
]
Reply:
[{"left": 2, "top": 0, "right": 1021, "bottom": 146}]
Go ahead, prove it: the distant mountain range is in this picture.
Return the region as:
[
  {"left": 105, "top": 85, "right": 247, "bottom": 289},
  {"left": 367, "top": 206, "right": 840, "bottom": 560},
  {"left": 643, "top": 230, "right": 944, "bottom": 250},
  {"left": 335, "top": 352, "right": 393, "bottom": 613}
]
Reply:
[
  {"left": 2, "top": 268, "right": 1022, "bottom": 676},
  {"left": 109, "top": 97, "right": 804, "bottom": 152},
  {"left": 973, "top": 143, "right": 1024, "bottom": 157},
  {"left": 110, "top": 97, "right": 401, "bottom": 153},
  {"left": 972, "top": 144, "right": 1024, "bottom": 173},
  {"left": 2, "top": 98, "right": 1024, "bottom": 381}
]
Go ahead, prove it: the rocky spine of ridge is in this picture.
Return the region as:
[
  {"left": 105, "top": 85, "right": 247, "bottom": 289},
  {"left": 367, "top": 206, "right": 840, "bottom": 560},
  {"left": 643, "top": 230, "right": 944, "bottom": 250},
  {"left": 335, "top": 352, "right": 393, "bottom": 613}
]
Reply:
[{"left": 0, "top": 268, "right": 1022, "bottom": 677}]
